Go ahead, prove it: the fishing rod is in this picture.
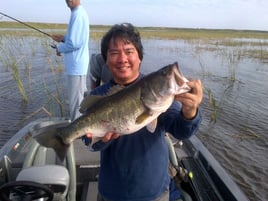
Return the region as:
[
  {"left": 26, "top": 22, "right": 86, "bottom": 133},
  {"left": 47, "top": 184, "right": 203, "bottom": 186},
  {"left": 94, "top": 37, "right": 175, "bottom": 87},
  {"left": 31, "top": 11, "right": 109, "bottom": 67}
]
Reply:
[{"left": 0, "top": 11, "right": 52, "bottom": 38}]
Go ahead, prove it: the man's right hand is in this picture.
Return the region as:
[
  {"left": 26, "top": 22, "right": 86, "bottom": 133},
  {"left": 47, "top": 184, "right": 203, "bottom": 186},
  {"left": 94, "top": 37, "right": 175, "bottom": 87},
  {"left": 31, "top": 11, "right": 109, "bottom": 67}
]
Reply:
[{"left": 51, "top": 34, "right": 64, "bottom": 43}]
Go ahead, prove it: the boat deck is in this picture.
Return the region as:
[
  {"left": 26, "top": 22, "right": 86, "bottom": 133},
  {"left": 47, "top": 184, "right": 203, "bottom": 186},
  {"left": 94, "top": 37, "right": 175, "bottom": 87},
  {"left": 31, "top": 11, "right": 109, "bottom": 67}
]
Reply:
[
  {"left": 74, "top": 140, "right": 100, "bottom": 167},
  {"left": 74, "top": 140, "right": 100, "bottom": 201}
]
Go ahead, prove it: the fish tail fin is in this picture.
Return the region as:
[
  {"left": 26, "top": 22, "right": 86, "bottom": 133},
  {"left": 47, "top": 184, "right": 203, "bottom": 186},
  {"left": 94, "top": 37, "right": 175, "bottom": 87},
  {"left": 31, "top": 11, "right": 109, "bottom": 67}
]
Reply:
[
  {"left": 53, "top": 135, "right": 70, "bottom": 162},
  {"left": 33, "top": 127, "right": 70, "bottom": 162}
]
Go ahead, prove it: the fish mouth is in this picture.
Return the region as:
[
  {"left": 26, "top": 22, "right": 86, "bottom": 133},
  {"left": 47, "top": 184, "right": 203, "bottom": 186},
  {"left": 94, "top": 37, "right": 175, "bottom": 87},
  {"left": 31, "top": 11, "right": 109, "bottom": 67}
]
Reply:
[{"left": 171, "top": 62, "right": 191, "bottom": 93}]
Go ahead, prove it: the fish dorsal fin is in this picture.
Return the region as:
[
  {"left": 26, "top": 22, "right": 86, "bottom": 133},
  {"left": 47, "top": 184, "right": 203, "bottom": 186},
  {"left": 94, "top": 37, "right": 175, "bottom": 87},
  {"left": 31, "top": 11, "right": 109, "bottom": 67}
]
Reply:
[
  {"left": 80, "top": 85, "right": 124, "bottom": 113},
  {"left": 106, "top": 85, "right": 125, "bottom": 96},
  {"left": 146, "top": 119, "right": 158, "bottom": 133},
  {"left": 79, "top": 95, "right": 104, "bottom": 113}
]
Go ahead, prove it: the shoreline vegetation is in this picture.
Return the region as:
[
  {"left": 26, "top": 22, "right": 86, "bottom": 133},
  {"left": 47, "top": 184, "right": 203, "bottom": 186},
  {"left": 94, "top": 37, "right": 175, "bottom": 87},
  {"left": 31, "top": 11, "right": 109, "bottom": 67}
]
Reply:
[
  {"left": 0, "top": 22, "right": 265, "bottom": 201},
  {"left": 1, "top": 21, "right": 268, "bottom": 40},
  {"left": 0, "top": 21, "right": 264, "bottom": 138},
  {"left": 0, "top": 22, "right": 268, "bottom": 126}
]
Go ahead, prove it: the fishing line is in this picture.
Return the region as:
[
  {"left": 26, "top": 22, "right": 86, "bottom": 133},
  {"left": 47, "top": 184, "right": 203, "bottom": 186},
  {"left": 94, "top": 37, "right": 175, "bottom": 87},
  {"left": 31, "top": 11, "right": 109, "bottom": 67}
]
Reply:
[{"left": 0, "top": 11, "right": 52, "bottom": 38}]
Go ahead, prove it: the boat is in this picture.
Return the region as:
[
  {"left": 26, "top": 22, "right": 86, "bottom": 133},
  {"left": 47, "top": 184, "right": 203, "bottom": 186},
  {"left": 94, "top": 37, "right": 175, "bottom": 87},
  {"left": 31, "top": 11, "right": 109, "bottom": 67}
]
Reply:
[{"left": 0, "top": 117, "right": 249, "bottom": 201}]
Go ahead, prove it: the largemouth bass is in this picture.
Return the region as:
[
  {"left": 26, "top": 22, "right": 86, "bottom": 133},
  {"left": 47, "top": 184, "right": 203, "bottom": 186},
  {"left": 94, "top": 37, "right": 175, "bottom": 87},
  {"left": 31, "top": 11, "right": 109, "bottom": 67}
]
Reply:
[{"left": 34, "top": 62, "right": 190, "bottom": 161}]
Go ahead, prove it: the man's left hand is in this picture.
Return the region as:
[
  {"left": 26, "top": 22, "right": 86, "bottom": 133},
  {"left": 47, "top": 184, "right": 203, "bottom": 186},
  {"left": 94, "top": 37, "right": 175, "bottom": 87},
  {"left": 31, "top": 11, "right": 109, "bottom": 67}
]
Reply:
[{"left": 175, "top": 79, "right": 203, "bottom": 119}]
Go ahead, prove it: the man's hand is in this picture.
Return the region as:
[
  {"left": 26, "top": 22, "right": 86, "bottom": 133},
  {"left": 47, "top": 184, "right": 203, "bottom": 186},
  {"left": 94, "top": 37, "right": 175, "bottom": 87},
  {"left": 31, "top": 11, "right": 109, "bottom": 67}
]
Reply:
[
  {"left": 51, "top": 35, "right": 63, "bottom": 56},
  {"left": 51, "top": 34, "right": 64, "bottom": 43},
  {"left": 56, "top": 47, "right": 61, "bottom": 56},
  {"left": 175, "top": 79, "right": 203, "bottom": 119},
  {"left": 86, "top": 132, "right": 120, "bottom": 142}
]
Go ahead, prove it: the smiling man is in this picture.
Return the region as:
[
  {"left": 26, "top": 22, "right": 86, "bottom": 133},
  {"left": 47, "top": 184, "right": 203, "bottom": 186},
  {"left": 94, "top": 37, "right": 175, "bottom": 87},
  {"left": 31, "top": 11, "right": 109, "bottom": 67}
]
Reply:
[{"left": 82, "top": 23, "right": 203, "bottom": 201}]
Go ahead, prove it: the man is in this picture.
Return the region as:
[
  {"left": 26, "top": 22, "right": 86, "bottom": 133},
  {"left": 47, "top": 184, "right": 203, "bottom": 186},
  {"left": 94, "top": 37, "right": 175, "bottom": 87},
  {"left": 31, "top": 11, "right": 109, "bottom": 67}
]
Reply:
[
  {"left": 52, "top": 0, "right": 89, "bottom": 121},
  {"left": 83, "top": 23, "right": 203, "bottom": 201},
  {"left": 89, "top": 53, "right": 113, "bottom": 90}
]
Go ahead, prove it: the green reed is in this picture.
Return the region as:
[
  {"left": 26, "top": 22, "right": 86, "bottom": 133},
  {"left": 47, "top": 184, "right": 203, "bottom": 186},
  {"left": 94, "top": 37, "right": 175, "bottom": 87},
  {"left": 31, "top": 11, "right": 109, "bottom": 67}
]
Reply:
[
  {"left": 1, "top": 23, "right": 267, "bottom": 124},
  {"left": 0, "top": 36, "right": 28, "bottom": 102},
  {"left": 36, "top": 38, "right": 68, "bottom": 118},
  {"left": 45, "top": 55, "right": 67, "bottom": 117},
  {"left": 224, "top": 48, "right": 242, "bottom": 82},
  {"left": 10, "top": 59, "right": 28, "bottom": 103},
  {"left": 205, "top": 83, "right": 234, "bottom": 126},
  {"left": 0, "top": 33, "right": 68, "bottom": 119}
]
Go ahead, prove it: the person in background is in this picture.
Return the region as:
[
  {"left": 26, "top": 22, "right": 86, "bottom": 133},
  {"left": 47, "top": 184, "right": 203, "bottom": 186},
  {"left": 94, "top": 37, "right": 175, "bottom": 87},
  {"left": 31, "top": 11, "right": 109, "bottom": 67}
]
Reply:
[
  {"left": 89, "top": 53, "right": 113, "bottom": 90},
  {"left": 52, "top": 0, "right": 89, "bottom": 121},
  {"left": 83, "top": 23, "right": 203, "bottom": 201}
]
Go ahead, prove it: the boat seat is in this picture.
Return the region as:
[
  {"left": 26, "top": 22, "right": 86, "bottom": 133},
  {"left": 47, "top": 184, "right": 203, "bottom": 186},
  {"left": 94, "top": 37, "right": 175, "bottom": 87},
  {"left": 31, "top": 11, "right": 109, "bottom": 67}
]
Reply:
[
  {"left": 21, "top": 139, "right": 77, "bottom": 201},
  {"left": 23, "top": 140, "right": 59, "bottom": 168},
  {"left": 16, "top": 165, "right": 70, "bottom": 200},
  {"left": 86, "top": 182, "right": 98, "bottom": 201}
]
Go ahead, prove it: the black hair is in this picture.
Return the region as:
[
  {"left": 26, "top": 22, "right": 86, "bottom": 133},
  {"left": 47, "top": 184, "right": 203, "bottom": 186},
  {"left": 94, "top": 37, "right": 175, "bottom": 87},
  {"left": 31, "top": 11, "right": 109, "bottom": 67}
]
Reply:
[{"left": 101, "top": 23, "right": 143, "bottom": 62}]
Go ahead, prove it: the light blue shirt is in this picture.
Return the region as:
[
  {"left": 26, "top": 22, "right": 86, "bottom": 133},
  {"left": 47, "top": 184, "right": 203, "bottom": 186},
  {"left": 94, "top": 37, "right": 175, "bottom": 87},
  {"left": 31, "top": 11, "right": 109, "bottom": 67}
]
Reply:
[{"left": 57, "top": 5, "right": 89, "bottom": 75}]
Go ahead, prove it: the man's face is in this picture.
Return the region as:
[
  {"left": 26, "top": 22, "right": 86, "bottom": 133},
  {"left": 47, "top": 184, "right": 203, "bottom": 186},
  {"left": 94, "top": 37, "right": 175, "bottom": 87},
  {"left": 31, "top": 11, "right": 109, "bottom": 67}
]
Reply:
[
  {"left": 106, "top": 38, "right": 141, "bottom": 85},
  {"left": 65, "top": 0, "right": 79, "bottom": 9}
]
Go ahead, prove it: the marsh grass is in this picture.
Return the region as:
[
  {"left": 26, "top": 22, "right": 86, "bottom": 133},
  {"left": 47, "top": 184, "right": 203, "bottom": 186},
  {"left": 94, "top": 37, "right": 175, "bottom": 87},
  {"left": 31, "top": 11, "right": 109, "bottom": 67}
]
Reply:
[
  {"left": 0, "top": 36, "right": 28, "bottom": 102},
  {"left": 45, "top": 57, "right": 67, "bottom": 117},
  {"left": 1, "top": 22, "right": 267, "bottom": 129},
  {"left": 1, "top": 21, "right": 268, "bottom": 61},
  {"left": 10, "top": 58, "right": 28, "bottom": 103},
  {"left": 0, "top": 32, "right": 68, "bottom": 119},
  {"left": 38, "top": 39, "right": 67, "bottom": 117},
  {"left": 42, "top": 77, "right": 66, "bottom": 117},
  {"left": 224, "top": 48, "right": 242, "bottom": 82},
  {"left": 21, "top": 106, "right": 52, "bottom": 123},
  {"left": 205, "top": 87, "right": 218, "bottom": 125},
  {"left": 246, "top": 49, "right": 268, "bottom": 62},
  {"left": 225, "top": 127, "right": 260, "bottom": 140},
  {"left": 205, "top": 83, "right": 235, "bottom": 127},
  {"left": 1, "top": 21, "right": 268, "bottom": 39}
]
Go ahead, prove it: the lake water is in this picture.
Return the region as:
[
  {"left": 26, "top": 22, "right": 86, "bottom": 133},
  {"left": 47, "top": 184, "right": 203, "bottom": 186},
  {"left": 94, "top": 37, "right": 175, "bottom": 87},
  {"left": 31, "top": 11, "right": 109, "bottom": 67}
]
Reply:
[{"left": 0, "top": 34, "right": 267, "bottom": 201}]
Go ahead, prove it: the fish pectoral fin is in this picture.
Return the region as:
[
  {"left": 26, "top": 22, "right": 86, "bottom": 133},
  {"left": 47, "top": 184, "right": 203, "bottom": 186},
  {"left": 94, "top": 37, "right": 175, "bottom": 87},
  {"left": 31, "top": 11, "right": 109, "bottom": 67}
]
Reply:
[
  {"left": 146, "top": 119, "right": 158, "bottom": 133},
  {"left": 80, "top": 95, "right": 104, "bottom": 113},
  {"left": 136, "top": 110, "right": 157, "bottom": 133},
  {"left": 136, "top": 110, "right": 153, "bottom": 124}
]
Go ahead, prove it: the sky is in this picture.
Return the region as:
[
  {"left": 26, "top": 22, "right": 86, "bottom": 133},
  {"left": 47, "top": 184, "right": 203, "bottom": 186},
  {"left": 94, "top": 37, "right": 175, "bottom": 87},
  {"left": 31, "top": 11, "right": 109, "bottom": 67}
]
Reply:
[{"left": 1, "top": 0, "right": 268, "bottom": 31}]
